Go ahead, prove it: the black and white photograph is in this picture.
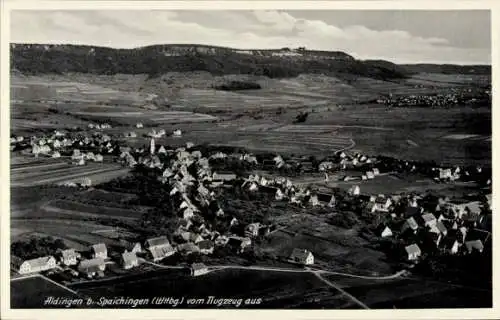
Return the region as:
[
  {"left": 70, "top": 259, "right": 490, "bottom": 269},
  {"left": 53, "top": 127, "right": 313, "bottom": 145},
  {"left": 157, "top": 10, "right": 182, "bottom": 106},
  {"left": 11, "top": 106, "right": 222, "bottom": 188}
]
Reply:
[{"left": 2, "top": 1, "right": 496, "bottom": 317}]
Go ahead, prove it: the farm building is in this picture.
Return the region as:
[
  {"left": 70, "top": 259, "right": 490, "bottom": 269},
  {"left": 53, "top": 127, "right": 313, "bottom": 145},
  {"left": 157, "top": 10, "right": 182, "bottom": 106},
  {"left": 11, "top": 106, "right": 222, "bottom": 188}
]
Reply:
[
  {"left": 465, "top": 240, "right": 484, "bottom": 254},
  {"left": 136, "top": 123, "right": 144, "bottom": 128},
  {"left": 402, "top": 217, "right": 419, "bottom": 233},
  {"left": 405, "top": 244, "right": 422, "bottom": 261},
  {"left": 59, "top": 249, "right": 78, "bottom": 266},
  {"left": 275, "top": 188, "right": 285, "bottom": 201},
  {"left": 228, "top": 236, "right": 252, "bottom": 253},
  {"left": 439, "top": 236, "right": 460, "bottom": 255},
  {"left": 191, "top": 263, "right": 209, "bottom": 276},
  {"left": 149, "top": 244, "right": 176, "bottom": 261},
  {"left": 91, "top": 243, "right": 108, "bottom": 259},
  {"left": 79, "top": 177, "right": 92, "bottom": 188},
  {"left": 145, "top": 236, "right": 175, "bottom": 261},
  {"left": 180, "top": 232, "right": 204, "bottom": 244},
  {"left": 78, "top": 258, "right": 106, "bottom": 278},
  {"left": 198, "top": 240, "right": 214, "bottom": 255},
  {"left": 215, "top": 235, "right": 229, "bottom": 246},
  {"left": 125, "top": 131, "right": 137, "bottom": 138},
  {"left": 439, "top": 168, "right": 452, "bottom": 180},
  {"left": 289, "top": 248, "right": 314, "bottom": 265},
  {"left": 119, "top": 240, "right": 142, "bottom": 254},
  {"left": 366, "top": 171, "right": 375, "bottom": 179},
  {"left": 435, "top": 220, "right": 448, "bottom": 235},
  {"left": 121, "top": 251, "right": 139, "bottom": 270},
  {"left": 173, "top": 129, "right": 182, "bottom": 137},
  {"left": 145, "top": 236, "right": 170, "bottom": 248},
  {"left": 457, "top": 227, "right": 468, "bottom": 243},
  {"left": 421, "top": 213, "right": 437, "bottom": 227},
  {"left": 177, "top": 243, "right": 200, "bottom": 255},
  {"left": 485, "top": 194, "right": 492, "bottom": 210},
  {"left": 212, "top": 172, "right": 237, "bottom": 182},
  {"left": 17, "top": 256, "right": 57, "bottom": 275},
  {"left": 348, "top": 185, "right": 360, "bottom": 196},
  {"left": 378, "top": 226, "right": 393, "bottom": 238},
  {"left": 446, "top": 200, "right": 483, "bottom": 219},
  {"left": 245, "top": 223, "right": 261, "bottom": 238}
]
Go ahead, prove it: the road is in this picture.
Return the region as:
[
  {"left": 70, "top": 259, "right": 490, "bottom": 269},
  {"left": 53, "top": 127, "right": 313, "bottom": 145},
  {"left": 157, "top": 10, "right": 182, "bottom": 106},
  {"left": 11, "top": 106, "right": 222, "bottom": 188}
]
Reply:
[
  {"left": 200, "top": 264, "right": 406, "bottom": 309},
  {"left": 312, "top": 271, "right": 369, "bottom": 309}
]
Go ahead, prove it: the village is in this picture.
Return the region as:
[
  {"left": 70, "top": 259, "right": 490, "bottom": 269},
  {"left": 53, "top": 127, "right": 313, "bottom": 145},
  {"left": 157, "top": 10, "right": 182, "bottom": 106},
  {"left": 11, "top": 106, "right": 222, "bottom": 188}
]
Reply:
[
  {"left": 377, "top": 86, "right": 491, "bottom": 108},
  {"left": 10, "top": 121, "right": 492, "bottom": 288}
]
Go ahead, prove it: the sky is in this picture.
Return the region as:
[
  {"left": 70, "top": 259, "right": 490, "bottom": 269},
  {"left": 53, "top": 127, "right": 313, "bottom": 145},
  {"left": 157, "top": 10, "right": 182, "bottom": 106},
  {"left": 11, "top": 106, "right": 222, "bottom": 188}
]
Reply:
[{"left": 10, "top": 10, "right": 491, "bottom": 64}]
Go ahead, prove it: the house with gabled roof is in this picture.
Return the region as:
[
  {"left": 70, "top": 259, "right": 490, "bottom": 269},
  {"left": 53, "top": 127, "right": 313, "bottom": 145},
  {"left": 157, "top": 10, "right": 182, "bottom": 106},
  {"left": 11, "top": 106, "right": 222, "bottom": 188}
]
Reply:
[
  {"left": 457, "top": 226, "right": 468, "bottom": 243},
  {"left": 78, "top": 258, "right": 106, "bottom": 278},
  {"left": 435, "top": 220, "right": 448, "bottom": 236},
  {"left": 18, "top": 256, "right": 57, "bottom": 274},
  {"left": 245, "top": 223, "right": 261, "bottom": 238},
  {"left": 149, "top": 244, "right": 176, "bottom": 261},
  {"left": 121, "top": 251, "right": 139, "bottom": 270},
  {"left": 191, "top": 263, "right": 209, "bottom": 276},
  {"left": 289, "top": 248, "right": 314, "bottom": 265},
  {"left": 145, "top": 236, "right": 170, "bottom": 248},
  {"left": 59, "top": 249, "right": 78, "bottom": 266},
  {"left": 465, "top": 240, "right": 484, "bottom": 254},
  {"left": 420, "top": 213, "right": 437, "bottom": 228},
  {"left": 228, "top": 236, "right": 251, "bottom": 253},
  {"left": 198, "top": 240, "right": 214, "bottom": 255},
  {"left": 378, "top": 225, "right": 393, "bottom": 238},
  {"left": 439, "top": 236, "right": 460, "bottom": 255},
  {"left": 402, "top": 217, "right": 419, "bottom": 233},
  {"left": 91, "top": 243, "right": 108, "bottom": 259},
  {"left": 405, "top": 244, "right": 422, "bottom": 261},
  {"left": 485, "top": 194, "right": 492, "bottom": 210}
]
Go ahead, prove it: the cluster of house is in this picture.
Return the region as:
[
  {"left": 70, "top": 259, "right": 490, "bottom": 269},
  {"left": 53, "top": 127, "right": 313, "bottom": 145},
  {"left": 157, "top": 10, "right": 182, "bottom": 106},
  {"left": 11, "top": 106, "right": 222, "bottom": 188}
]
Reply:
[
  {"left": 71, "top": 149, "right": 104, "bottom": 166},
  {"left": 370, "top": 193, "right": 491, "bottom": 262},
  {"left": 10, "top": 130, "right": 119, "bottom": 163},
  {"left": 241, "top": 173, "right": 339, "bottom": 208},
  {"left": 209, "top": 151, "right": 258, "bottom": 165},
  {"left": 377, "top": 89, "right": 491, "bottom": 108},
  {"left": 88, "top": 123, "right": 112, "bottom": 130},
  {"left": 12, "top": 231, "right": 254, "bottom": 279}
]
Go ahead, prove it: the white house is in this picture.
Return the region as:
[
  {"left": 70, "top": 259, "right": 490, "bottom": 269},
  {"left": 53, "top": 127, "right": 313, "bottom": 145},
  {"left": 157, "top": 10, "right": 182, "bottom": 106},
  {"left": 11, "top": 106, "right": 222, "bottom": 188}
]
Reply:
[
  {"left": 380, "top": 226, "right": 393, "bottom": 238},
  {"left": 191, "top": 263, "right": 209, "bottom": 276},
  {"left": 405, "top": 244, "right": 422, "bottom": 261},
  {"left": 91, "top": 243, "right": 108, "bottom": 259},
  {"left": 60, "top": 249, "right": 78, "bottom": 266},
  {"left": 121, "top": 251, "right": 139, "bottom": 270},
  {"left": 289, "top": 248, "right": 314, "bottom": 265},
  {"left": 18, "top": 256, "right": 57, "bottom": 274}
]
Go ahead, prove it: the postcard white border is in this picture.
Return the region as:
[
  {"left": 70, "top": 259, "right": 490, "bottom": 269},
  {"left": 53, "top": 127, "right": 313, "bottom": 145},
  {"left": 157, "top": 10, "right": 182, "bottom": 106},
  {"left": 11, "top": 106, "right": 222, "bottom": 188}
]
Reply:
[{"left": 1, "top": 1, "right": 498, "bottom": 319}]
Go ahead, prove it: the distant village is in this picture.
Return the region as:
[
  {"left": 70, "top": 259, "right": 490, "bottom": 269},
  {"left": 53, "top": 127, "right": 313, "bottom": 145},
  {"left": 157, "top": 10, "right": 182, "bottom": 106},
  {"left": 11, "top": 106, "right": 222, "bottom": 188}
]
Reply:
[
  {"left": 10, "top": 122, "right": 492, "bottom": 282},
  {"left": 377, "top": 87, "right": 491, "bottom": 108}
]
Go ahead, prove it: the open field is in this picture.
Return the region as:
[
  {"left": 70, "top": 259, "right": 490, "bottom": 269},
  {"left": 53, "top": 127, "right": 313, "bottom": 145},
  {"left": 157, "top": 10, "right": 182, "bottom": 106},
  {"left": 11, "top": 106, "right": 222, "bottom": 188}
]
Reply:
[
  {"left": 11, "top": 156, "right": 130, "bottom": 187},
  {"left": 43, "top": 199, "right": 143, "bottom": 221},
  {"left": 11, "top": 218, "right": 124, "bottom": 248},
  {"left": 71, "top": 268, "right": 361, "bottom": 309},
  {"left": 307, "top": 172, "right": 483, "bottom": 196},
  {"left": 262, "top": 209, "right": 394, "bottom": 276},
  {"left": 325, "top": 275, "right": 492, "bottom": 309},
  {"left": 11, "top": 275, "right": 81, "bottom": 308},
  {"left": 10, "top": 72, "right": 491, "bottom": 166}
]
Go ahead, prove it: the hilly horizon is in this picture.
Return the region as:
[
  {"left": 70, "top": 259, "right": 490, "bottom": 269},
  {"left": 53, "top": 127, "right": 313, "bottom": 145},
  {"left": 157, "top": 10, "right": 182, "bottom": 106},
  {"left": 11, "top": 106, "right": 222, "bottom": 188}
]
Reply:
[{"left": 10, "top": 43, "right": 491, "bottom": 80}]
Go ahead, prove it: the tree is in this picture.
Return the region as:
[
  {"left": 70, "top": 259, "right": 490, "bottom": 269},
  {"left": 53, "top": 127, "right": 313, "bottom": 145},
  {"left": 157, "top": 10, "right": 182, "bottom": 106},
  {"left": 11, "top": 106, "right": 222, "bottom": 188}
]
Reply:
[{"left": 294, "top": 112, "right": 309, "bottom": 123}]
